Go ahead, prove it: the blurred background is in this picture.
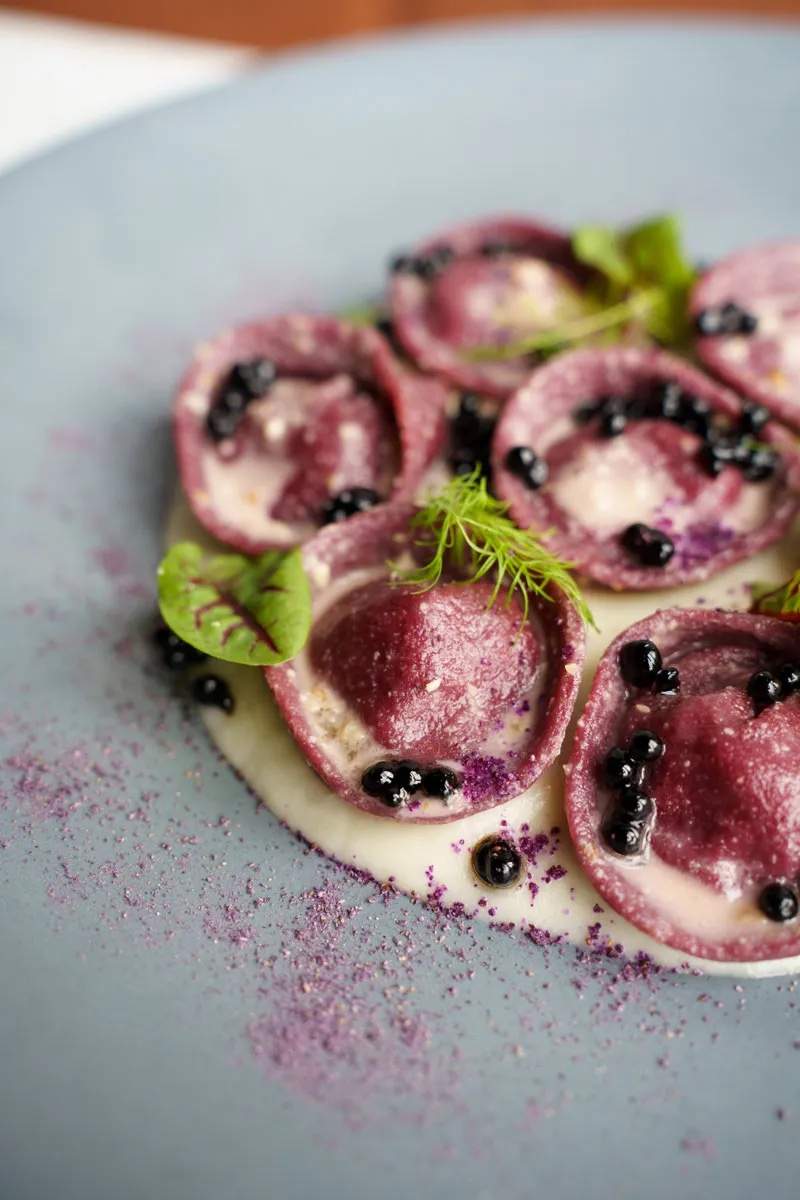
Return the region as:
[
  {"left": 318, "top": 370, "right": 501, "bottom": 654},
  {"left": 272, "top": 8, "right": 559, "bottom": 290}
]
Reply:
[{"left": 2, "top": 0, "right": 799, "bottom": 173}]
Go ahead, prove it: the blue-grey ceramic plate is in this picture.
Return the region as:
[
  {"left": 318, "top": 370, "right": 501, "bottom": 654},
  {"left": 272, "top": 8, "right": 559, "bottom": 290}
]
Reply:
[{"left": 2, "top": 19, "right": 800, "bottom": 1200}]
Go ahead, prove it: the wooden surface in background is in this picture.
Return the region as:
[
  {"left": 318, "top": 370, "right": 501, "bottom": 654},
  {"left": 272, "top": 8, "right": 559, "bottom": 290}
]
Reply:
[{"left": 7, "top": 0, "right": 800, "bottom": 48}]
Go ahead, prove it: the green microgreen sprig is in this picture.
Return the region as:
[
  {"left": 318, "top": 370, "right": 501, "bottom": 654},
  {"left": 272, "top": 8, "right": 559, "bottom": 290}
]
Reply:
[{"left": 394, "top": 469, "right": 596, "bottom": 629}]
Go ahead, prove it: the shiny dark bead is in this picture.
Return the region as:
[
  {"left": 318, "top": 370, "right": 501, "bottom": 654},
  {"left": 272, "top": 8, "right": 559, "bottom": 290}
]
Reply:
[
  {"left": 206, "top": 404, "right": 244, "bottom": 441},
  {"left": 698, "top": 444, "right": 727, "bottom": 477},
  {"left": 759, "top": 881, "right": 799, "bottom": 923},
  {"left": 738, "top": 310, "right": 759, "bottom": 334},
  {"left": 472, "top": 837, "right": 522, "bottom": 888},
  {"left": 321, "top": 487, "right": 381, "bottom": 524},
  {"left": 739, "top": 402, "right": 769, "bottom": 436},
  {"left": 389, "top": 252, "right": 415, "bottom": 274},
  {"left": 621, "top": 524, "right": 675, "bottom": 568},
  {"left": 505, "top": 445, "right": 548, "bottom": 489},
  {"left": 742, "top": 445, "right": 778, "bottom": 482},
  {"left": 675, "top": 394, "right": 710, "bottom": 437},
  {"left": 627, "top": 729, "right": 665, "bottom": 763},
  {"left": 619, "top": 639, "right": 662, "bottom": 688},
  {"left": 427, "top": 243, "right": 455, "bottom": 271},
  {"left": 747, "top": 670, "right": 782, "bottom": 713},
  {"left": 650, "top": 380, "right": 683, "bottom": 421},
  {"left": 154, "top": 625, "right": 207, "bottom": 670},
  {"left": 652, "top": 666, "right": 681, "bottom": 695},
  {"left": 600, "top": 408, "right": 628, "bottom": 438},
  {"left": 778, "top": 663, "right": 800, "bottom": 695},
  {"left": 453, "top": 393, "right": 494, "bottom": 448},
  {"left": 720, "top": 301, "right": 746, "bottom": 333},
  {"left": 602, "top": 815, "right": 647, "bottom": 857},
  {"left": 361, "top": 759, "right": 423, "bottom": 808},
  {"left": 604, "top": 748, "right": 646, "bottom": 791},
  {"left": 191, "top": 674, "right": 234, "bottom": 713},
  {"left": 695, "top": 307, "right": 727, "bottom": 337},
  {"left": 422, "top": 766, "right": 460, "bottom": 800},
  {"left": 230, "top": 358, "right": 276, "bottom": 399},
  {"left": 616, "top": 787, "right": 654, "bottom": 820}
]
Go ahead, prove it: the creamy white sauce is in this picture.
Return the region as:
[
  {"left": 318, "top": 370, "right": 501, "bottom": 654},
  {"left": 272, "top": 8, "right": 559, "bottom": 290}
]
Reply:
[{"left": 165, "top": 489, "right": 800, "bottom": 978}]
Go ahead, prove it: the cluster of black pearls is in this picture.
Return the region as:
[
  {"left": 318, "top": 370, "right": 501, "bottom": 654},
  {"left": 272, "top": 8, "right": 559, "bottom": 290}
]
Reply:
[
  {"left": 361, "top": 759, "right": 460, "bottom": 809},
  {"left": 449, "top": 393, "right": 496, "bottom": 477},
  {"left": 695, "top": 301, "right": 758, "bottom": 338},
  {"left": 206, "top": 357, "right": 277, "bottom": 441},
  {"left": 574, "top": 381, "right": 715, "bottom": 441},
  {"left": 504, "top": 444, "right": 549, "bottom": 491},
  {"left": 471, "top": 835, "right": 523, "bottom": 888},
  {"left": 153, "top": 625, "right": 207, "bottom": 671},
  {"left": 601, "top": 729, "right": 664, "bottom": 857},
  {"left": 390, "top": 243, "right": 455, "bottom": 281},
  {"left": 618, "top": 639, "right": 680, "bottom": 696},
  {"left": 321, "top": 487, "right": 381, "bottom": 525},
  {"left": 153, "top": 626, "right": 235, "bottom": 715},
  {"left": 758, "top": 881, "right": 800, "bottom": 923},
  {"left": 746, "top": 660, "right": 800, "bottom": 714}
]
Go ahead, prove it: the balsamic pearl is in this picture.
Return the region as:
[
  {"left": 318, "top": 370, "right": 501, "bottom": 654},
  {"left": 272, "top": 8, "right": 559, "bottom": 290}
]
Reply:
[
  {"left": 361, "top": 760, "right": 423, "bottom": 808},
  {"left": 206, "top": 402, "right": 245, "bottom": 442},
  {"left": 758, "top": 881, "right": 799, "bottom": 923},
  {"left": 505, "top": 445, "right": 549, "bottom": 490},
  {"left": 747, "top": 670, "right": 782, "bottom": 713},
  {"left": 616, "top": 787, "right": 654, "bottom": 820},
  {"left": 600, "top": 408, "right": 627, "bottom": 438},
  {"left": 742, "top": 445, "right": 778, "bottom": 483},
  {"left": 602, "top": 815, "right": 647, "bottom": 857},
  {"left": 627, "top": 729, "right": 665, "bottom": 763},
  {"left": 778, "top": 663, "right": 800, "bottom": 695},
  {"left": 422, "top": 766, "right": 460, "bottom": 800},
  {"left": 739, "top": 402, "right": 769, "bottom": 437},
  {"left": 321, "top": 487, "right": 381, "bottom": 524},
  {"left": 621, "top": 524, "right": 675, "bottom": 568},
  {"left": 154, "top": 626, "right": 207, "bottom": 670},
  {"left": 619, "top": 640, "right": 662, "bottom": 689},
  {"left": 191, "top": 675, "right": 234, "bottom": 713},
  {"left": 695, "top": 307, "right": 727, "bottom": 337},
  {"left": 675, "top": 394, "right": 711, "bottom": 437},
  {"left": 650, "top": 380, "right": 683, "bottom": 421},
  {"left": 230, "top": 357, "right": 276, "bottom": 399},
  {"left": 472, "top": 837, "right": 522, "bottom": 888},
  {"left": 604, "top": 748, "right": 646, "bottom": 791},
  {"left": 389, "top": 252, "right": 415, "bottom": 274},
  {"left": 652, "top": 666, "right": 681, "bottom": 695}
]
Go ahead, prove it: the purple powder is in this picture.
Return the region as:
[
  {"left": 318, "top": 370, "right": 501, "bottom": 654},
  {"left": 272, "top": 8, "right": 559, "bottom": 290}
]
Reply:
[{"left": 460, "top": 753, "right": 513, "bottom": 803}]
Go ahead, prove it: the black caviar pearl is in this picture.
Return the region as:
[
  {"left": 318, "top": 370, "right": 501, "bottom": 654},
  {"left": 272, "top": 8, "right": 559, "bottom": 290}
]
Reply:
[
  {"left": 675, "top": 393, "right": 711, "bottom": 437},
  {"left": 758, "top": 881, "right": 799, "bottom": 923},
  {"left": 650, "top": 380, "right": 683, "bottom": 421},
  {"left": 389, "top": 252, "right": 415, "bottom": 274},
  {"left": 721, "top": 301, "right": 758, "bottom": 335},
  {"left": 778, "top": 663, "right": 800, "bottom": 695},
  {"left": 600, "top": 407, "right": 628, "bottom": 438},
  {"left": 602, "top": 815, "right": 647, "bottom": 857},
  {"left": 472, "top": 837, "right": 522, "bottom": 888},
  {"left": 619, "top": 639, "right": 662, "bottom": 689},
  {"left": 604, "top": 748, "right": 647, "bottom": 791},
  {"left": 747, "top": 670, "right": 782, "bottom": 713},
  {"left": 153, "top": 625, "right": 207, "bottom": 670},
  {"left": 505, "top": 445, "right": 549, "bottom": 490},
  {"left": 742, "top": 444, "right": 778, "bottom": 483},
  {"left": 739, "top": 310, "right": 759, "bottom": 334},
  {"left": 739, "top": 402, "right": 769, "bottom": 437},
  {"left": 422, "top": 766, "right": 461, "bottom": 800},
  {"left": 616, "top": 787, "right": 654, "bottom": 820},
  {"left": 695, "top": 307, "right": 727, "bottom": 337},
  {"left": 652, "top": 666, "right": 680, "bottom": 695},
  {"left": 621, "top": 524, "right": 675, "bottom": 568},
  {"left": 206, "top": 402, "right": 244, "bottom": 441},
  {"left": 480, "top": 239, "right": 514, "bottom": 257},
  {"left": 230, "top": 357, "right": 276, "bottom": 399},
  {"left": 627, "top": 729, "right": 665, "bottom": 763},
  {"left": 321, "top": 487, "right": 381, "bottom": 524},
  {"left": 191, "top": 674, "right": 234, "bottom": 713},
  {"left": 361, "top": 760, "right": 423, "bottom": 808},
  {"left": 427, "top": 244, "right": 455, "bottom": 271},
  {"left": 453, "top": 393, "right": 494, "bottom": 447}
]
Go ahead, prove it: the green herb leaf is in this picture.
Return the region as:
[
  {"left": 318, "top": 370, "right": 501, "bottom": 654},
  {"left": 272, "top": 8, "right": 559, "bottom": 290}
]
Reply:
[
  {"left": 339, "top": 302, "right": 384, "bottom": 327},
  {"left": 157, "top": 541, "right": 312, "bottom": 666},
  {"left": 467, "top": 213, "right": 696, "bottom": 362},
  {"left": 394, "top": 469, "right": 596, "bottom": 629},
  {"left": 572, "top": 225, "right": 634, "bottom": 290},
  {"left": 752, "top": 569, "right": 800, "bottom": 620}
]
